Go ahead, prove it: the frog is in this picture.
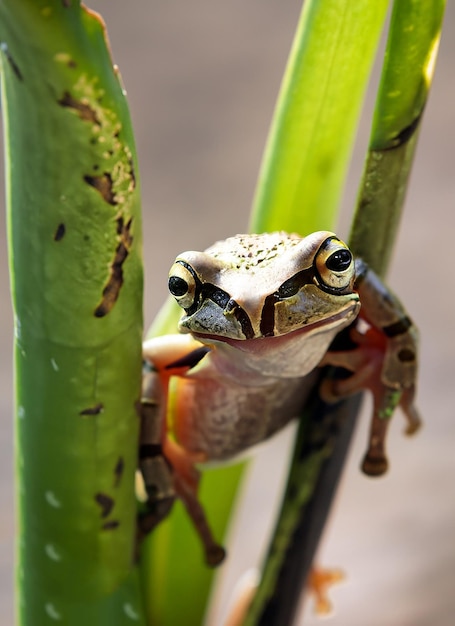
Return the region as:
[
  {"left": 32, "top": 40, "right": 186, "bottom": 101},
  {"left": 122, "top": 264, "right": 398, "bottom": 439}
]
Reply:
[{"left": 138, "top": 231, "right": 420, "bottom": 567}]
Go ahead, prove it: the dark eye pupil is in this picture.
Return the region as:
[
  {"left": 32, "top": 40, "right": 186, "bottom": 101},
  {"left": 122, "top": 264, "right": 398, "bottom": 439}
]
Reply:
[
  {"left": 326, "top": 249, "right": 352, "bottom": 271},
  {"left": 168, "top": 275, "right": 188, "bottom": 297}
]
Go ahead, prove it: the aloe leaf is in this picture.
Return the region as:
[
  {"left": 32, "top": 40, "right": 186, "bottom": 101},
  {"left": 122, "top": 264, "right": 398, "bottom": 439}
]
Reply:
[{"left": 0, "top": 1, "right": 145, "bottom": 624}]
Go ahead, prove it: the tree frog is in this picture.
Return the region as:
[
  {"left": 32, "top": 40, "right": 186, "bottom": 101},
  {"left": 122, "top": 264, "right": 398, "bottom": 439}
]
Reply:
[{"left": 138, "top": 231, "right": 420, "bottom": 566}]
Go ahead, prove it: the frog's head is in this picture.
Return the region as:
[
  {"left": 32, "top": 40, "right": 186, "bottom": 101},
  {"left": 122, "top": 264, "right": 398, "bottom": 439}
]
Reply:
[{"left": 168, "top": 231, "right": 360, "bottom": 343}]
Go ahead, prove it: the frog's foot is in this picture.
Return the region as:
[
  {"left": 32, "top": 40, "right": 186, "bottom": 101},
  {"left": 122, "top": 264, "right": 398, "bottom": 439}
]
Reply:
[
  {"left": 223, "top": 569, "right": 259, "bottom": 626},
  {"left": 320, "top": 326, "right": 421, "bottom": 476},
  {"left": 308, "top": 566, "right": 344, "bottom": 615},
  {"left": 223, "top": 565, "right": 343, "bottom": 625}
]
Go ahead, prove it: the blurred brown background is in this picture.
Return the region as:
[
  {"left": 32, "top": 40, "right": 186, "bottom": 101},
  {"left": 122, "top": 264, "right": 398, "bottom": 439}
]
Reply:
[{"left": 1, "top": 2, "right": 454, "bottom": 624}]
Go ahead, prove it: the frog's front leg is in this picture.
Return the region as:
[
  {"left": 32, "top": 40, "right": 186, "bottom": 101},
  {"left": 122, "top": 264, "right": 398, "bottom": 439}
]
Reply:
[
  {"left": 320, "top": 259, "right": 421, "bottom": 476},
  {"left": 137, "top": 363, "right": 175, "bottom": 541},
  {"left": 139, "top": 334, "right": 225, "bottom": 566}
]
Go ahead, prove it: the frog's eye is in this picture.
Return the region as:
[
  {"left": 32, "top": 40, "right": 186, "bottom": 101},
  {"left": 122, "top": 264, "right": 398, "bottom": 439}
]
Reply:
[
  {"left": 168, "top": 261, "right": 198, "bottom": 309},
  {"left": 315, "top": 238, "right": 355, "bottom": 291}
]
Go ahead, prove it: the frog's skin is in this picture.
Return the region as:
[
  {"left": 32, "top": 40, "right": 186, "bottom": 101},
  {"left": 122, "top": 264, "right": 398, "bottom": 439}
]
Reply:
[{"left": 139, "top": 231, "right": 420, "bottom": 566}]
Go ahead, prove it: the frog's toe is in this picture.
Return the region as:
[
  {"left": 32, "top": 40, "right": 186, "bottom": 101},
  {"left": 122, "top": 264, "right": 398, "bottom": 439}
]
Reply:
[
  {"left": 400, "top": 386, "right": 422, "bottom": 435},
  {"left": 206, "top": 543, "right": 226, "bottom": 567},
  {"left": 361, "top": 451, "right": 389, "bottom": 476},
  {"left": 318, "top": 377, "right": 342, "bottom": 404},
  {"left": 308, "top": 566, "right": 345, "bottom": 615}
]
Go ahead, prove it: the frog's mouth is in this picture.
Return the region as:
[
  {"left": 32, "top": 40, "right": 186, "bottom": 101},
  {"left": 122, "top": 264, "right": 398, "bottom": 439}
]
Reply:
[{"left": 194, "top": 304, "right": 358, "bottom": 354}]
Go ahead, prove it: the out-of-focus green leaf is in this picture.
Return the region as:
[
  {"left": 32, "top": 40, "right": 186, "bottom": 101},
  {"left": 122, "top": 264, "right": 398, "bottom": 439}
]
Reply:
[{"left": 250, "top": 0, "right": 389, "bottom": 234}]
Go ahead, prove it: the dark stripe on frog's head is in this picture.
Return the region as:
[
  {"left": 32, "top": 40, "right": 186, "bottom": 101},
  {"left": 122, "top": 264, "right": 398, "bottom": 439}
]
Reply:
[
  {"left": 201, "top": 283, "right": 256, "bottom": 340},
  {"left": 173, "top": 261, "right": 256, "bottom": 339},
  {"left": 259, "top": 266, "right": 316, "bottom": 337}
]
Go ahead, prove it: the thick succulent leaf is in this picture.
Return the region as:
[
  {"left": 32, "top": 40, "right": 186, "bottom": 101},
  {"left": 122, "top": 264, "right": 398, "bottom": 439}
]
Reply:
[{"left": 0, "top": 1, "right": 145, "bottom": 624}]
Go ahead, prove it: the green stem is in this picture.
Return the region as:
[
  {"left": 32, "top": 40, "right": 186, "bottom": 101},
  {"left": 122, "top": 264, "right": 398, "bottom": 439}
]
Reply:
[{"left": 350, "top": 0, "right": 446, "bottom": 274}]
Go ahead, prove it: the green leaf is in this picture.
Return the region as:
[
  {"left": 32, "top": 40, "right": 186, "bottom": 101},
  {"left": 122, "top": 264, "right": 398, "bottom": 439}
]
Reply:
[
  {"left": 250, "top": 0, "right": 390, "bottom": 234},
  {"left": 0, "top": 1, "right": 145, "bottom": 623}
]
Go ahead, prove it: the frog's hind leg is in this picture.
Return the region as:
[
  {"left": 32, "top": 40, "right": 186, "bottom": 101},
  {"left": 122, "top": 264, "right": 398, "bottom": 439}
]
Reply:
[
  {"left": 174, "top": 471, "right": 226, "bottom": 567},
  {"left": 137, "top": 394, "right": 225, "bottom": 566},
  {"left": 308, "top": 566, "right": 345, "bottom": 615},
  {"left": 165, "top": 437, "right": 226, "bottom": 567}
]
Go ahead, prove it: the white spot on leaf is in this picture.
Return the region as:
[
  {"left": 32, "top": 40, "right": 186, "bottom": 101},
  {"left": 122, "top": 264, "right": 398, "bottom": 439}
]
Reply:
[
  {"left": 14, "top": 315, "right": 21, "bottom": 340},
  {"left": 17, "top": 406, "right": 25, "bottom": 419},
  {"left": 45, "top": 544, "right": 62, "bottom": 562},
  {"left": 45, "top": 491, "right": 62, "bottom": 508},
  {"left": 45, "top": 603, "right": 62, "bottom": 620},
  {"left": 123, "top": 603, "right": 140, "bottom": 621},
  {"left": 50, "top": 358, "right": 59, "bottom": 371}
]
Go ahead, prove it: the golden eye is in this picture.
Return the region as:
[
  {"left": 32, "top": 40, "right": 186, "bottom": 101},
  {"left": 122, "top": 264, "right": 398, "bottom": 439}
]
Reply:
[
  {"left": 315, "top": 238, "right": 355, "bottom": 291},
  {"left": 168, "top": 261, "right": 197, "bottom": 309}
]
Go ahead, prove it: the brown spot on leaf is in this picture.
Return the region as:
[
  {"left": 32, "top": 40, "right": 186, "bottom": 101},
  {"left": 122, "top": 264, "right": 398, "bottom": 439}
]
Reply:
[
  {"left": 1, "top": 44, "right": 23, "bottom": 81},
  {"left": 128, "top": 157, "right": 136, "bottom": 189},
  {"left": 116, "top": 216, "right": 125, "bottom": 234},
  {"left": 114, "top": 457, "right": 124, "bottom": 487},
  {"left": 58, "top": 91, "right": 100, "bottom": 124},
  {"left": 94, "top": 493, "right": 114, "bottom": 518},
  {"left": 102, "top": 520, "right": 120, "bottom": 530},
  {"left": 54, "top": 223, "right": 66, "bottom": 241},
  {"left": 79, "top": 403, "right": 104, "bottom": 416},
  {"left": 84, "top": 173, "right": 117, "bottom": 205},
  {"left": 94, "top": 217, "right": 133, "bottom": 317}
]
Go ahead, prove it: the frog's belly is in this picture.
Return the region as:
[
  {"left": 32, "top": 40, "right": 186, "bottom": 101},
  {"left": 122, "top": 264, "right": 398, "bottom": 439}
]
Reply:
[{"left": 170, "top": 370, "right": 318, "bottom": 461}]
